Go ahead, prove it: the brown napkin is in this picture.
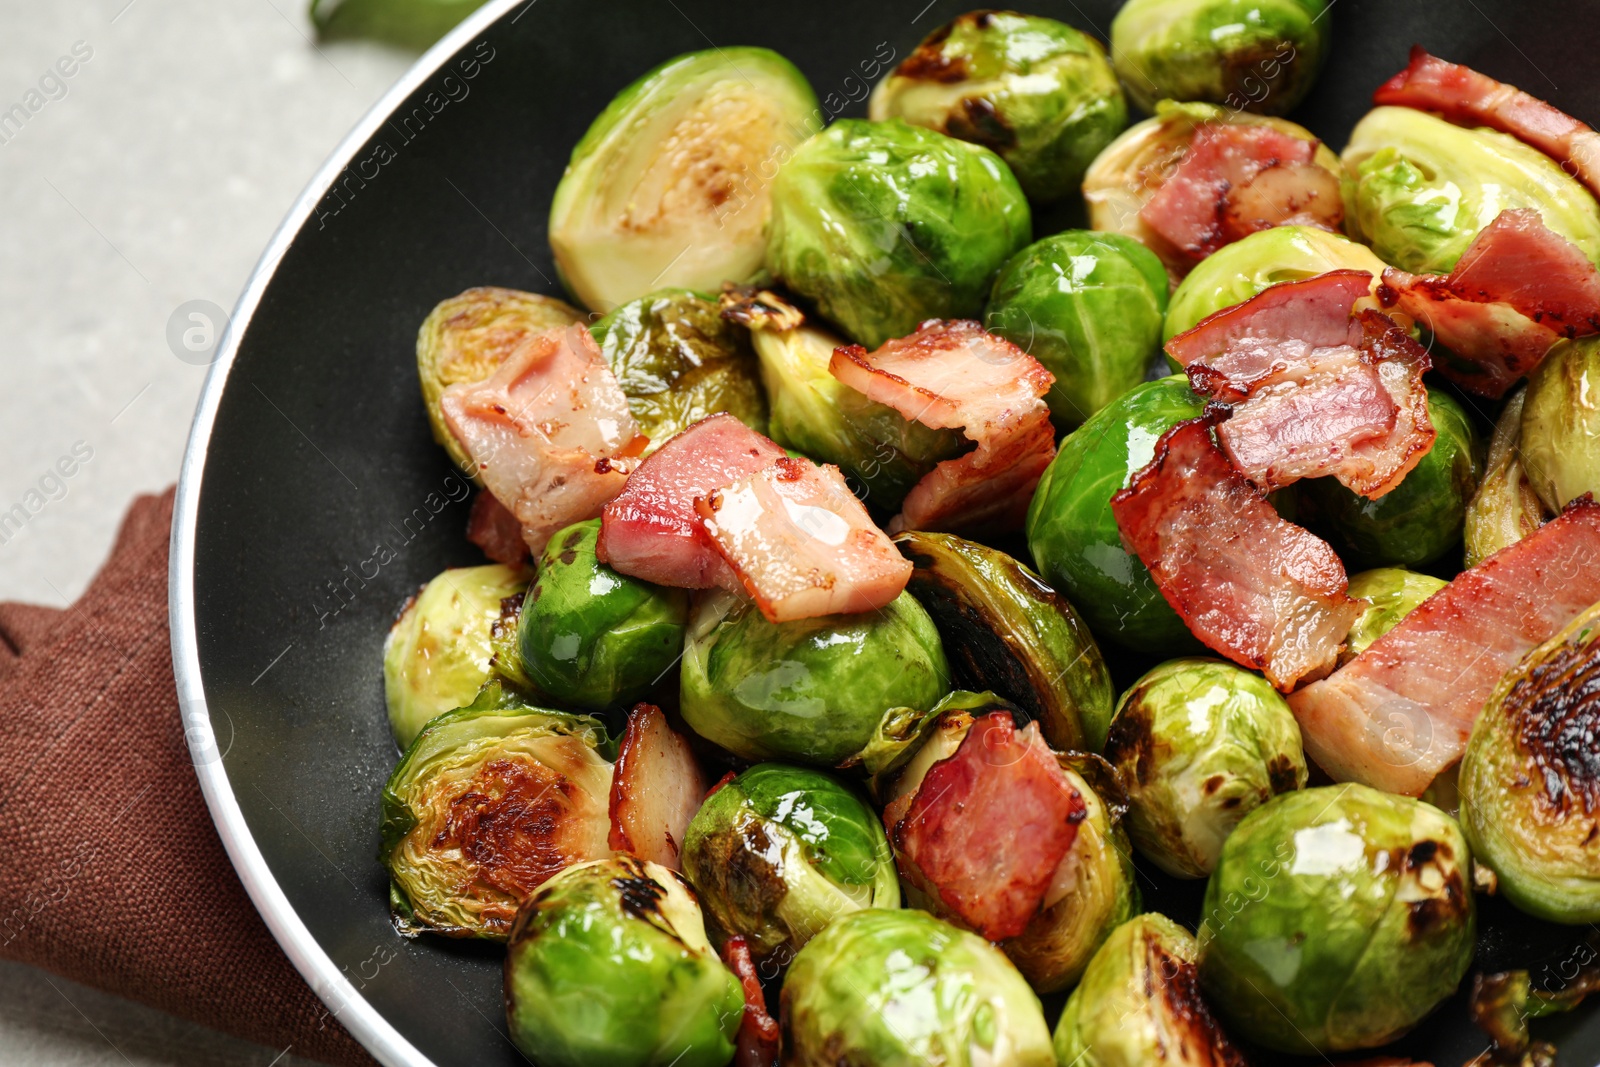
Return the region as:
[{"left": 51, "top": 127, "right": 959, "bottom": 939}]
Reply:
[{"left": 0, "top": 487, "right": 375, "bottom": 1067}]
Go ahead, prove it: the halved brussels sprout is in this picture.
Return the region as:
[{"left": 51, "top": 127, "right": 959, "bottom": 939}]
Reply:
[
  {"left": 1343, "top": 107, "right": 1600, "bottom": 274},
  {"left": 781, "top": 907, "right": 1056, "bottom": 1066},
  {"left": 680, "top": 763, "right": 898, "bottom": 966},
  {"left": 868, "top": 11, "right": 1126, "bottom": 203},
  {"left": 679, "top": 588, "right": 949, "bottom": 766},
  {"left": 1460, "top": 601, "right": 1600, "bottom": 924},
  {"left": 1199, "top": 784, "right": 1476, "bottom": 1053},
  {"left": 894, "top": 530, "right": 1113, "bottom": 752},
  {"left": 765, "top": 117, "right": 1031, "bottom": 348},
  {"left": 986, "top": 231, "right": 1169, "bottom": 428},
  {"left": 1341, "top": 568, "right": 1448, "bottom": 665},
  {"left": 417, "top": 287, "right": 584, "bottom": 476},
  {"left": 549, "top": 48, "right": 820, "bottom": 312},
  {"left": 518, "top": 520, "right": 687, "bottom": 712},
  {"left": 1465, "top": 386, "right": 1548, "bottom": 567},
  {"left": 1104, "top": 657, "right": 1307, "bottom": 879},
  {"left": 1521, "top": 336, "right": 1600, "bottom": 513},
  {"left": 504, "top": 856, "right": 742, "bottom": 1067},
  {"left": 380, "top": 686, "right": 613, "bottom": 938},
  {"left": 1054, "top": 913, "right": 1248, "bottom": 1067}
]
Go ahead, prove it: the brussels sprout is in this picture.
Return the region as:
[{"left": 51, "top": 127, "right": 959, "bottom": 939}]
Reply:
[
  {"left": 518, "top": 520, "right": 687, "bottom": 712},
  {"left": 1343, "top": 107, "right": 1600, "bottom": 275},
  {"left": 1465, "top": 386, "right": 1549, "bottom": 567},
  {"left": 680, "top": 764, "right": 898, "bottom": 965},
  {"left": 1470, "top": 950, "right": 1600, "bottom": 1063},
  {"left": 1104, "top": 657, "right": 1307, "bottom": 879},
  {"left": 1300, "top": 388, "right": 1482, "bottom": 569},
  {"left": 504, "top": 856, "right": 742, "bottom": 1067},
  {"left": 1198, "top": 784, "right": 1476, "bottom": 1053},
  {"left": 1025, "top": 375, "right": 1206, "bottom": 651},
  {"left": 868, "top": 11, "right": 1126, "bottom": 203},
  {"left": 1054, "top": 913, "right": 1248, "bottom": 1067},
  {"left": 416, "top": 288, "right": 585, "bottom": 476},
  {"left": 1341, "top": 568, "right": 1448, "bottom": 664},
  {"left": 1110, "top": 0, "right": 1330, "bottom": 116},
  {"left": 1521, "top": 336, "right": 1600, "bottom": 513},
  {"left": 380, "top": 687, "right": 613, "bottom": 938},
  {"left": 765, "top": 117, "right": 1031, "bottom": 349},
  {"left": 985, "top": 231, "right": 1169, "bottom": 427},
  {"left": 1460, "top": 601, "right": 1600, "bottom": 924},
  {"left": 680, "top": 588, "right": 949, "bottom": 765},
  {"left": 549, "top": 48, "right": 820, "bottom": 312},
  {"left": 781, "top": 907, "right": 1055, "bottom": 1066}
]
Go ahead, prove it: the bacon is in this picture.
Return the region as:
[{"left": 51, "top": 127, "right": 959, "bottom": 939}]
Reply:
[
  {"left": 1374, "top": 46, "right": 1600, "bottom": 201},
  {"left": 720, "top": 936, "right": 780, "bottom": 1067},
  {"left": 596, "top": 413, "right": 785, "bottom": 591},
  {"left": 607, "top": 704, "right": 707, "bottom": 871},
  {"left": 695, "top": 457, "right": 911, "bottom": 622},
  {"left": 828, "top": 320, "right": 1055, "bottom": 533},
  {"left": 1111, "top": 416, "right": 1360, "bottom": 690},
  {"left": 891, "top": 712, "right": 1085, "bottom": 941},
  {"left": 1290, "top": 497, "right": 1600, "bottom": 795},
  {"left": 465, "top": 491, "right": 528, "bottom": 566},
  {"left": 1379, "top": 209, "right": 1600, "bottom": 398},
  {"left": 441, "top": 324, "right": 646, "bottom": 556}
]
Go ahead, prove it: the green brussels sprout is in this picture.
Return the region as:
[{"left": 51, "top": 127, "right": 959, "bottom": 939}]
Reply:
[
  {"left": 765, "top": 117, "right": 1031, "bottom": 349},
  {"left": 380, "top": 686, "right": 613, "bottom": 938},
  {"left": 518, "top": 520, "right": 687, "bottom": 712},
  {"left": 1521, "top": 336, "right": 1600, "bottom": 513},
  {"left": 1343, "top": 107, "right": 1600, "bottom": 274},
  {"left": 1299, "top": 388, "right": 1482, "bottom": 569},
  {"left": 1053, "top": 913, "right": 1248, "bottom": 1067},
  {"left": 416, "top": 287, "right": 585, "bottom": 477},
  {"left": 1341, "top": 568, "right": 1448, "bottom": 664},
  {"left": 1025, "top": 375, "right": 1206, "bottom": 652},
  {"left": 1465, "top": 386, "right": 1549, "bottom": 567},
  {"left": 590, "top": 288, "right": 768, "bottom": 448},
  {"left": 549, "top": 48, "right": 820, "bottom": 312},
  {"left": 680, "top": 589, "right": 949, "bottom": 765},
  {"left": 781, "top": 907, "right": 1056, "bottom": 1066},
  {"left": 1110, "top": 0, "right": 1330, "bottom": 116},
  {"left": 867, "top": 11, "right": 1126, "bottom": 203},
  {"left": 504, "top": 856, "right": 742, "bottom": 1067},
  {"left": 1460, "top": 601, "right": 1600, "bottom": 924},
  {"left": 985, "top": 231, "right": 1169, "bottom": 428},
  {"left": 1104, "top": 657, "right": 1307, "bottom": 879},
  {"left": 1198, "top": 784, "right": 1476, "bottom": 1053},
  {"left": 680, "top": 763, "right": 898, "bottom": 964},
  {"left": 382, "top": 564, "right": 529, "bottom": 749}
]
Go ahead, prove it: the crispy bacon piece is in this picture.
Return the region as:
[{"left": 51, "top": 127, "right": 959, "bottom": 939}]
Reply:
[
  {"left": 597, "top": 413, "right": 785, "bottom": 591},
  {"left": 607, "top": 704, "right": 707, "bottom": 871},
  {"left": 1290, "top": 497, "right": 1600, "bottom": 795},
  {"left": 695, "top": 457, "right": 911, "bottom": 622},
  {"left": 1379, "top": 209, "right": 1600, "bottom": 398},
  {"left": 465, "top": 491, "right": 528, "bottom": 566},
  {"left": 721, "top": 936, "right": 780, "bottom": 1067},
  {"left": 1374, "top": 46, "right": 1600, "bottom": 200},
  {"left": 828, "top": 320, "right": 1055, "bottom": 533},
  {"left": 891, "top": 712, "right": 1085, "bottom": 941},
  {"left": 1112, "top": 416, "right": 1360, "bottom": 690}
]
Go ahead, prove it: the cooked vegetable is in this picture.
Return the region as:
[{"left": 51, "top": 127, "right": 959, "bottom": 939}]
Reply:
[
  {"left": 1470, "top": 944, "right": 1600, "bottom": 1063},
  {"left": 765, "top": 117, "right": 1031, "bottom": 348},
  {"left": 1198, "top": 784, "right": 1476, "bottom": 1053},
  {"left": 868, "top": 11, "right": 1126, "bottom": 203},
  {"left": 1104, "top": 657, "right": 1307, "bottom": 878},
  {"left": 847, "top": 689, "right": 1013, "bottom": 799},
  {"left": 1465, "top": 386, "right": 1549, "bottom": 566},
  {"left": 1341, "top": 568, "right": 1448, "bottom": 663},
  {"left": 549, "top": 48, "right": 820, "bottom": 312},
  {"left": 1521, "top": 336, "right": 1600, "bottom": 512},
  {"left": 311, "top": 0, "right": 483, "bottom": 51},
  {"left": 503, "top": 856, "right": 742, "bottom": 1067}
]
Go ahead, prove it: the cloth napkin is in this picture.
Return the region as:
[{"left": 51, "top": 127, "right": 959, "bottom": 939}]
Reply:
[{"left": 0, "top": 487, "right": 375, "bottom": 1066}]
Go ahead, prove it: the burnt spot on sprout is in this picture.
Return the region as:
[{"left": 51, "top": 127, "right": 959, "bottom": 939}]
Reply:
[
  {"left": 947, "top": 96, "right": 1016, "bottom": 151},
  {"left": 1506, "top": 632, "right": 1600, "bottom": 815},
  {"left": 1148, "top": 940, "right": 1251, "bottom": 1065},
  {"left": 1266, "top": 754, "right": 1300, "bottom": 794},
  {"left": 897, "top": 23, "right": 969, "bottom": 83},
  {"left": 1103, "top": 700, "right": 1157, "bottom": 787},
  {"left": 612, "top": 859, "right": 668, "bottom": 920}
]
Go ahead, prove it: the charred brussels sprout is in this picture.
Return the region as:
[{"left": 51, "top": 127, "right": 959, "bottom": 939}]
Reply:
[
  {"left": 1342, "top": 568, "right": 1448, "bottom": 663},
  {"left": 1521, "top": 337, "right": 1600, "bottom": 513},
  {"left": 504, "top": 856, "right": 742, "bottom": 1067},
  {"left": 549, "top": 48, "right": 820, "bottom": 312},
  {"left": 765, "top": 117, "right": 1031, "bottom": 348},
  {"left": 1465, "top": 386, "right": 1548, "bottom": 567},
  {"left": 590, "top": 289, "right": 768, "bottom": 446},
  {"left": 781, "top": 907, "right": 1055, "bottom": 1066},
  {"left": 1460, "top": 602, "right": 1600, "bottom": 923},
  {"left": 1105, "top": 658, "right": 1307, "bottom": 879},
  {"left": 985, "top": 231, "right": 1169, "bottom": 427},
  {"left": 680, "top": 764, "right": 898, "bottom": 964},
  {"left": 680, "top": 589, "right": 949, "bottom": 765},
  {"left": 518, "top": 520, "right": 687, "bottom": 712},
  {"left": 868, "top": 11, "right": 1126, "bottom": 203},
  {"left": 1198, "top": 784, "right": 1476, "bottom": 1053}
]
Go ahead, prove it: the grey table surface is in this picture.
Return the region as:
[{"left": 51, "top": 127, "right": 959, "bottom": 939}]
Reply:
[{"left": 0, "top": 0, "right": 417, "bottom": 1062}]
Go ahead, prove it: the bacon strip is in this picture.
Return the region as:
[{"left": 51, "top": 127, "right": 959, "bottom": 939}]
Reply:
[
  {"left": 465, "top": 491, "right": 528, "bottom": 566},
  {"left": 1112, "top": 415, "right": 1360, "bottom": 690},
  {"left": 720, "top": 936, "right": 780, "bottom": 1067},
  {"left": 607, "top": 704, "right": 707, "bottom": 871},
  {"left": 891, "top": 712, "right": 1085, "bottom": 941},
  {"left": 1290, "top": 497, "right": 1600, "bottom": 795},
  {"left": 828, "top": 320, "right": 1055, "bottom": 533}
]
